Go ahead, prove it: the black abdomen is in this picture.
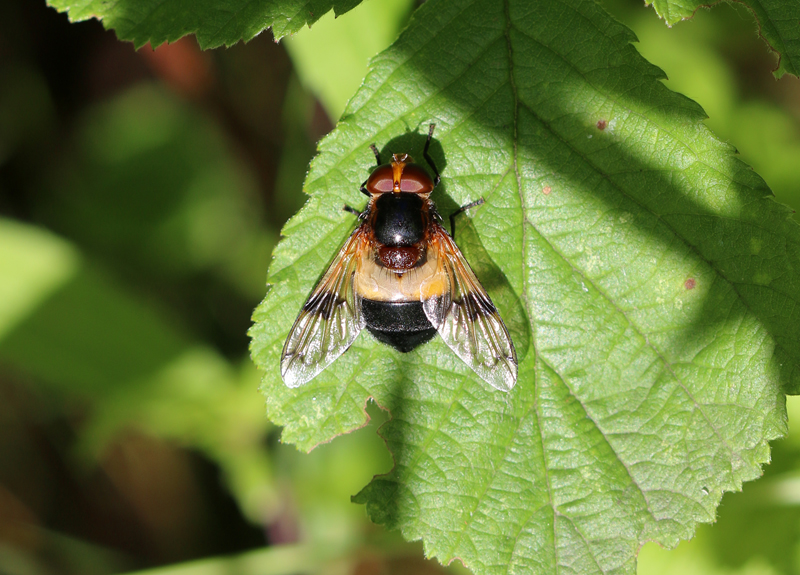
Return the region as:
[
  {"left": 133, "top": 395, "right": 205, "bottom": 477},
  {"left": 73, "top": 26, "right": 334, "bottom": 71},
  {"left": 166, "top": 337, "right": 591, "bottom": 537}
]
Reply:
[
  {"left": 373, "top": 194, "right": 425, "bottom": 247},
  {"left": 361, "top": 299, "right": 436, "bottom": 352}
]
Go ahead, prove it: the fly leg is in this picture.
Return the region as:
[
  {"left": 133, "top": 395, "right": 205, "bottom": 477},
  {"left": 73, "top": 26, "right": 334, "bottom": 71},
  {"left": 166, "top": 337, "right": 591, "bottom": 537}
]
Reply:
[
  {"left": 449, "top": 198, "right": 484, "bottom": 238},
  {"left": 370, "top": 144, "right": 381, "bottom": 165},
  {"left": 343, "top": 205, "right": 363, "bottom": 218},
  {"left": 423, "top": 123, "right": 441, "bottom": 187},
  {"left": 360, "top": 144, "right": 383, "bottom": 196}
]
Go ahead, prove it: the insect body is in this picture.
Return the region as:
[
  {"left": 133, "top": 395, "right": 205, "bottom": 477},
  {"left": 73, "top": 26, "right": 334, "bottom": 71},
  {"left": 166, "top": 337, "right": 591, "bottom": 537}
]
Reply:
[{"left": 281, "top": 125, "right": 518, "bottom": 391}]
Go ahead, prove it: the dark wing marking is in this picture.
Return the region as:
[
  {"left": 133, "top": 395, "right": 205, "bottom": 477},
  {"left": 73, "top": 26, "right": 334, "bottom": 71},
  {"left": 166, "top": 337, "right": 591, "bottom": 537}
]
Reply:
[
  {"left": 422, "top": 227, "right": 518, "bottom": 391},
  {"left": 281, "top": 227, "right": 368, "bottom": 387}
]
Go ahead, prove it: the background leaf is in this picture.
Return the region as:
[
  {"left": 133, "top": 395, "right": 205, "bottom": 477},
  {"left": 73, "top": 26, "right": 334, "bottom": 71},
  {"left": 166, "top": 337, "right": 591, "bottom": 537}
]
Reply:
[
  {"left": 648, "top": 0, "right": 800, "bottom": 78},
  {"left": 45, "top": 0, "right": 367, "bottom": 47},
  {"left": 250, "top": 0, "right": 795, "bottom": 572},
  {"left": 282, "top": 0, "right": 414, "bottom": 120}
]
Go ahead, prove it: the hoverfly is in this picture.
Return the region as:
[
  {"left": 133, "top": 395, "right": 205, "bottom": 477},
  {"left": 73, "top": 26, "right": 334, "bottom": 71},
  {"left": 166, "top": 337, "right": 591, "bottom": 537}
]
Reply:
[{"left": 281, "top": 124, "right": 518, "bottom": 391}]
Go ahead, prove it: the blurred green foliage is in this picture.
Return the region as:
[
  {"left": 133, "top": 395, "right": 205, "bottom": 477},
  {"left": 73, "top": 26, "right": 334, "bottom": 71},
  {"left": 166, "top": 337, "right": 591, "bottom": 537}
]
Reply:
[
  {"left": 2, "top": 0, "right": 800, "bottom": 574},
  {"left": 282, "top": 0, "right": 415, "bottom": 120}
]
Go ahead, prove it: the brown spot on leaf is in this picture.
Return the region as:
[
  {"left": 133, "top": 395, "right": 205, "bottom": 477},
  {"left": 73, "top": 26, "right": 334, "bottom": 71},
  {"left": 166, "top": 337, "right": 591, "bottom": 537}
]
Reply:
[
  {"left": 542, "top": 186, "right": 551, "bottom": 195},
  {"left": 684, "top": 278, "right": 696, "bottom": 290},
  {"left": 596, "top": 119, "right": 607, "bottom": 130}
]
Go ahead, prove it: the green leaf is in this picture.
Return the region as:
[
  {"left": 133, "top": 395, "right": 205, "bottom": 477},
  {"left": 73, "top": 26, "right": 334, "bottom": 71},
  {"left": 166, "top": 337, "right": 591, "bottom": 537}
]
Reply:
[
  {"left": 116, "top": 545, "right": 326, "bottom": 575},
  {"left": 250, "top": 0, "right": 794, "bottom": 572},
  {"left": 45, "top": 0, "right": 366, "bottom": 48},
  {"left": 0, "top": 219, "right": 187, "bottom": 394},
  {"left": 648, "top": 0, "right": 800, "bottom": 78},
  {"left": 0, "top": 218, "right": 80, "bottom": 342}
]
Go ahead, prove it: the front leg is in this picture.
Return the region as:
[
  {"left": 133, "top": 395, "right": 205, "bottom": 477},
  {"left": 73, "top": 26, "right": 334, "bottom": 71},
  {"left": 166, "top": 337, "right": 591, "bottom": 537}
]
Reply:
[{"left": 449, "top": 198, "right": 485, "bottom": 238}]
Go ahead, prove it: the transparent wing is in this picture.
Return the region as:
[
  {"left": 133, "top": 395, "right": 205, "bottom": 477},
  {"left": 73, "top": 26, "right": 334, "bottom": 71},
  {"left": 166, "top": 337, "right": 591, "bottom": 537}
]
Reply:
[
  {"left": 281, "top": 228, "right": 367, "bottom": 387},
  {"left": 422, "top": 228, "right": 518, "bottom": 391}
]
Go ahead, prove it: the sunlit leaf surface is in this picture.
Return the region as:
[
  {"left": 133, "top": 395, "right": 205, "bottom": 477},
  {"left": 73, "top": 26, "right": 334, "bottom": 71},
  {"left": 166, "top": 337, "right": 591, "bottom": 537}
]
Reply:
[{"left": 249, "top": 0, "right": 796, "bottom": 572}]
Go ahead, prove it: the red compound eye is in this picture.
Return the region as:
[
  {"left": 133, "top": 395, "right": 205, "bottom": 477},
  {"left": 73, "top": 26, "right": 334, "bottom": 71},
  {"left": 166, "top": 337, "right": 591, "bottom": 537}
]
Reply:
[
  {"left": 399, "top": 164, "right": 434, "bottom": 194},
  {"left": 366, "top": 164, "right": 394, "bottom": 193}
]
